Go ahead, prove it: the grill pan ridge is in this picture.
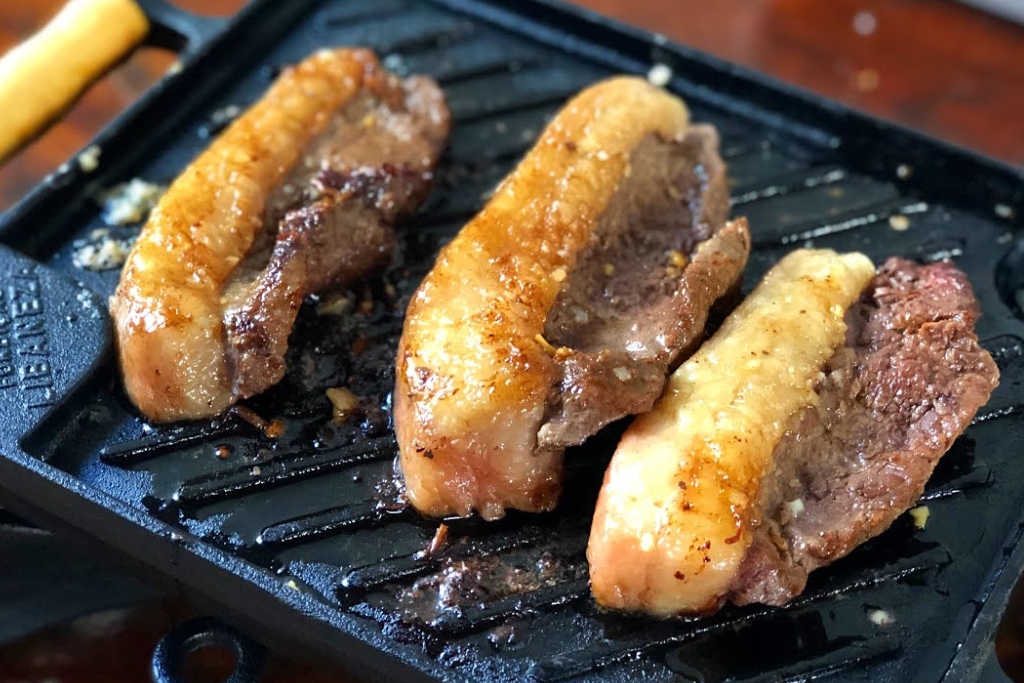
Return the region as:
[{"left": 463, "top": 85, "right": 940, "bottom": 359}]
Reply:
[{"left": 1, "top": 1, "right": 1023, "bottom": 682}]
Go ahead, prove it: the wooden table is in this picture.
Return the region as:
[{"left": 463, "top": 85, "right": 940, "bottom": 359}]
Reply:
[
  {"left": 0, "top": 1, "right": 1022, "bottom": 681},
  {"left": 1, "top": 0, "right": 1022, "bottom": 210}
]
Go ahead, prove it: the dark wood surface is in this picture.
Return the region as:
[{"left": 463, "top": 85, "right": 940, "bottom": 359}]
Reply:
[
  {"left": 0, "top": 1, "right": 1022, "bottom": 682},
  {"left": 1, "top": 0, "right": 1022, "bottom": 210}
]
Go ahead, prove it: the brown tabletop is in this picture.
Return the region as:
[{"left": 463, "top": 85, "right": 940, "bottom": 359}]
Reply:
[
  {"left": 0, "top": 1, "right": 1023, "bottom": 682},
  {"left": 0, "top": 0, "right": 1022, "bottom": 211}
]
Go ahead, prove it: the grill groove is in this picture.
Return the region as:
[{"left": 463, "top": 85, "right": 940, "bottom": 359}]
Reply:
[
  {"left": 730, "top": 165, "right": 847, "bottom": 206},
  {"left": 175, "top": 435, "right": 398, "bottom": 507},
  {"left": 257, "top": 501, "right": 395, "bottom": 547},
  {"left": 99, "top": 412, "right": 265, "bottom": 467}
]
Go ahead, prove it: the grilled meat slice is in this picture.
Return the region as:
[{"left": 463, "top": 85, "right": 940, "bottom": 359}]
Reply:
[
  {"left": 730, "top": 257, "right": 1000, "bottom": 606},
  {"left": 588, "top": 252, "right": 999, "bottom": 616},
  {"left": 111, "top": 48, "right": 449, "bottom": 422},
  {"left": 395, "top": 76, "right": 750, "bottom": 520}
]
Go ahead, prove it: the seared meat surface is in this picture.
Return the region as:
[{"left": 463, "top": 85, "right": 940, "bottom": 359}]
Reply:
[
  {"left": 731, "top": 258, "right": 1000, "bottom": 605},
  {"left": 395, "top": 76, "right": 749, "bottom": 520},
  {"left": 111, "top": 48, "right": 449, "bottom": 422},
  {"left": 539, "top": 127, "right": 748, "bottom": 448}
]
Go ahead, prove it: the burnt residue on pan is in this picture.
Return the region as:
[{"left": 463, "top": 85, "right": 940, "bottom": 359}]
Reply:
[{"left": 389, "top": 545, "right": 588, "bottom": 628}]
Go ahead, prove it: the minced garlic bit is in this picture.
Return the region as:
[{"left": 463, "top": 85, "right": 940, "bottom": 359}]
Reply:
[
  {"left": 72, "top": 229, "right": 134, "bottom": 271},
  {"left": 668, "top": 249, "right": 688, "bottom": 268},
  {"left": 613, "top": 366, "right": 632, "bottom": 382},
  {"left": 995, "top": 203, "right": 1015, "bottom": 219},
  {"left": 284, "top": 579, "right": 299, "bottom": 591},
  {"left": 551, "top": 266, "right": 567, "bottom": 282},
  {"left": 78, "top": 145, "right": 101, "bottom": 172},
  {"left": 602, "top": 263, "right": 616, "bottom": 277},
  {"left": 909, "top": 505, "right": 930, "bottom": 529},
  {"left": 535, "top": 333, "right": 558, "bottom": 356},
  {"left": 382, "top": 53, "right": 406, "bottom": 73},
  {"left": 210, "top": 104, "right": 241, "bottom": 127},
  {"left": 888, "top": 214, "right": 910, "bottom": 231},
  {"left": 647, "top": 63, "right": 673, "bottom": 87},
  {"left": 326, "top": 386, "right": 360, "bottom": 422},
  {"left": 316, "top": 292, "right": 353, "bottom": 316},
  {"left": 99, "top": 178, "right": 167, "bottom": 226},
  {"left": 787, "top": 499, "right": 805, "bottom": 517},
  {"left": 867, "top": 608, "right": 894, "bottom": 626},
  {"left": 265, "top": 418, "right": 286, "bottom": 439},
  {"left": 896, "top": 163, "right": 913, "bottom": 180}
]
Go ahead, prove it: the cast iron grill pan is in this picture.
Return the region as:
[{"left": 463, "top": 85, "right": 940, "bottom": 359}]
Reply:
[{"left": 1, "top": 1, "right": 1024, "bottom": 681}]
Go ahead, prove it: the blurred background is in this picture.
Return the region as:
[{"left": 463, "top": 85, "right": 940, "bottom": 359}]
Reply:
[
  {"left": 0, "top": 1, "right": 1022, "bottom": 682},
  {"left": 0, "top": 0, "right": 1022, "bottom": 210}
]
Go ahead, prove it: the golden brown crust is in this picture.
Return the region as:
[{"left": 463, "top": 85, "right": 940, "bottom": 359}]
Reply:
[
  {"left": 111, "top": 49, "right": 403, "bottom": 422},
  {"left": 396, "top": 77, "right": 695, "bottom": 520}
]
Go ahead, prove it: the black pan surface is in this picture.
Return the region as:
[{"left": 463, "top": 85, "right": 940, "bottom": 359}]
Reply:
[{"left": 0, "top": 1, "right": 1023, "bottom": 681}]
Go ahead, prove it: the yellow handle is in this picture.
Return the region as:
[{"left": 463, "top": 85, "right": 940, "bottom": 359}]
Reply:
[{"left": 0, "top": 0, "right": 149, "bottom": 163}]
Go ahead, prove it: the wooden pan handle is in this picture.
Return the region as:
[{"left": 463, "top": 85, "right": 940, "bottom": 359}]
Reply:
[{"left": 0, "top": 0, "right": 149, "bottom": 164}]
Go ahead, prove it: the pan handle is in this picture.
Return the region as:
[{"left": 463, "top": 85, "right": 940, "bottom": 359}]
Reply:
[
  {"left": 0, "top": 0, "right": 149, "bottom": 164},
  {"left": 151, "top": 616, "right": 265, "bottom": 683}
]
